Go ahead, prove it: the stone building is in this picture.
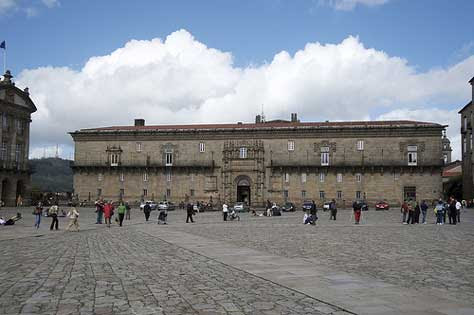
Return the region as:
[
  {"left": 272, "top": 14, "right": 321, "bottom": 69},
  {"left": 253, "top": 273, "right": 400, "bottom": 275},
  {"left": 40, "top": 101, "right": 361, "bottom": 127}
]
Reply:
[
  {"left": 0, "top": 71, "right": 37, "bottom": 206},
  {"left": 71, "top": 114, "right": 446, "bottom": 207},
  {"left": 459, "top": 76, "right": 474, "bottom": 200}
]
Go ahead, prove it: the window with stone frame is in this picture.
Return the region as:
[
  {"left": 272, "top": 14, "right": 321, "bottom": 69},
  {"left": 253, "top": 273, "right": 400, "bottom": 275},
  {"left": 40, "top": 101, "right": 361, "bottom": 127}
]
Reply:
[
  {"left": 166, "top": 170, "right": 172, "bottom": 182},
  {"left": 15, "top": 119, "right": 24, "bottom": 136},
  {"left": 470, "top": 133, "right": 473, "bottom": 152},
  {"left": 284, "top": 173, "right": 290, "bottom": 183},
  {"left": 301, "top": 190, "right": 306, "bottom": 199},
  {"left": 199, "top": 142, "right": 205, "bottom": 153},
  {"left": 355, "top": 173, "right": 362, "bottom": 182},
  {"left": 288, "top": 140, "right": 295, "bottom": 151},
  {"left": 97, "top": 188, "right": 102, "bottom": 197},
  {"left": 15, "top": 144, "right": 22, "bottom": 163},
  {"left": 119, "top": 173, "right": 124, "bottom": 182},
  {"left": 166, "top": 189, "right": 171, "bottom": 198},
  {"left": 98, "top": 173, "right": 103, "bottom": 182},
  {"left": 143, "top": 189, "right": 148, "bottom": 197},
  {"left": 337, "top": 173, "right": 343, "bottom": 183},
  {"left": 320, "top": 146, "right": 329, "bottom": 166},
  {"left": 190, "top": 189, "right": 195, "bottom": 197},
  {"left": 143, "top": 172, "right": 148, "bottom": 182},
  {"left": 1, "top": 113, "right": 7, "bottom": 130},
  {"left": 463, "top": 137, "right": 467, "bottom": 154},
  {"left": 407, "top": 145, "right": 417, "bottom": 166},
  {"left": 319, "top": 172, "right": 325, "bottom": 183},
  {"left": 283, "top": 190, "right": 289, "bottom": 199},
  {"left": 319, "top": 191, "right": 325, "bottom": 199},
  {"left": 110, "top": 153, "right": 120, "bottom": 166},
  {"left": 356, "top": 140, "right": 364, "bottom": 151},
  {"left": 165, "top": 149, "right": 173, "bottom": 166},
  {"left": 337, "top": 191, "right": 342, "bottom": 199},
  {"left": 356, "top": 191, "right": 362, "bottom": 199},
  {"left": 301, "top": 172, "right": 307, "bottom": 183},
  {"left": 0, "top": 141, "right": 7, "bottom": 161},
  {"left": 239, "top": 147, "right": 247, "bottom": 159},
  {"left": 136, "top": 142, "right": 142, "bottom": 152}
]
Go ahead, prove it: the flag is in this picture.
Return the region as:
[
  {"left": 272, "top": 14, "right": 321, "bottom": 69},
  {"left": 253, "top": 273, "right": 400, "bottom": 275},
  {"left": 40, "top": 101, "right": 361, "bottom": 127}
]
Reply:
[{"left": 0, "top": 41, "right": 5, "bottom": 49}]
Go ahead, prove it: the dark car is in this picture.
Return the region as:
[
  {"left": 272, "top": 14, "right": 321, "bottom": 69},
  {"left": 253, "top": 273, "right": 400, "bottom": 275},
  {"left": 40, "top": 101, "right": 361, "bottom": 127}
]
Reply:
[
  {"left": 375, "top": 201, "right": 389, "bottom": 211},
  {"left": 271, "top": 206, "right": 282, "bottom": 216},
  {"left": 281, "top": 202, "right": 295, "bottom": 212},
  {"left": 302, "top": 200, "right": 314, "bottom": 211}
]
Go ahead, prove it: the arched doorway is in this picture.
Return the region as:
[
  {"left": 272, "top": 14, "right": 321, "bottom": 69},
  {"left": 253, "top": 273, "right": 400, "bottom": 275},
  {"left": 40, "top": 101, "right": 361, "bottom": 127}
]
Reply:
[
  {"left": 1, "top": 179, "right": 8, "bottom": 205},
  {"left": 236, "top": 176, "right": 251, "bottom": 205}
]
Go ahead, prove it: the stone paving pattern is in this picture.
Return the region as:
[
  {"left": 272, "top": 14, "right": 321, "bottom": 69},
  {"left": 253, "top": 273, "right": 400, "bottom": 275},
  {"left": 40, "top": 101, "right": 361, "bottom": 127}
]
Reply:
[{"left": 0, "top": 207, "right": 348, "bottom": 315}]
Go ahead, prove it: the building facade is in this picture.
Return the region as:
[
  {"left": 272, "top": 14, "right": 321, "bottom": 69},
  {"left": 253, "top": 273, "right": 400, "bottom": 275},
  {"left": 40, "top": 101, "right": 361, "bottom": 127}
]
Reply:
[
  {"left": 459, "top": 77, "right": 474, "bottom": 200},
  {"left": 0, "top": 71, "right": 37, "bottom": 206},
  {"left": 71, "top": 115, "right": 445, "bottom": 207}
]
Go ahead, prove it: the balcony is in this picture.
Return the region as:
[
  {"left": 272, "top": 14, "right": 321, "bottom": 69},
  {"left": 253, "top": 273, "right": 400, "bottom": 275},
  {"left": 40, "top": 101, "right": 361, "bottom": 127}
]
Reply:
[{"left": 71, "top": 159, "right": 215, "bottom": 170}]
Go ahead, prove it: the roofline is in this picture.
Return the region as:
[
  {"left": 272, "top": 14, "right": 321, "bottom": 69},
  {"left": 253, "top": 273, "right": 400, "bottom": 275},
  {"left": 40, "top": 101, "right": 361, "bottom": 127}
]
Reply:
[{"left": 458, "top": 101, "right": 472, "bottom": 114}]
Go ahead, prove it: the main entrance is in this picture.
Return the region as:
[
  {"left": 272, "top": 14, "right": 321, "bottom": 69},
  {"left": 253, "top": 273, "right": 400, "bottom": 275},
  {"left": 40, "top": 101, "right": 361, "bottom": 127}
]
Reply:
[{"left": 236, "top": 177, "right": 251, "bottom": 205}]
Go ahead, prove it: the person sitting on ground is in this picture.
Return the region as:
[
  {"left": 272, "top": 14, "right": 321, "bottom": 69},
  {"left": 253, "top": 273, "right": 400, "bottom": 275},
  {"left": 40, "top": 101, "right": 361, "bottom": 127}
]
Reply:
[
  {"left": 251, "top": 208, "right": 257, "bottom": 216},
  {"left": 4, "top": 212, "right": 22, "bottom": 225},
  {"left": 0, "top": 217, "right": 6, "bottom": 225}
]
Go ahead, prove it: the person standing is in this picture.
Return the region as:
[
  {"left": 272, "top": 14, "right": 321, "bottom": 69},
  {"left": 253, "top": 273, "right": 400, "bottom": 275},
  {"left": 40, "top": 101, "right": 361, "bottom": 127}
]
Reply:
[
  {"left": 143, "top": 202, "right": 151, "bottom": 222},
  {"left": 310, "top": 201, "right": 317, "bottom": 223},
  {"left": 222, "top": 202, "right": 228, "bottom": 221},
  {"left": 95, "top": 200, "right": 104, "bottom": 224},
  {"left": 49, "top": 204, "right": 59, "bottom": 230},
  {"left": 420, "top": 200, "right": 428, "bottom": 224},
  {"left": 117, "top": 202, "right": 126, "bottom": 227},
  {"left": 329, "top": 199, "right": 337, "bottom": 220},
  {"left": 455, "top": 199, "right": 461, "bottom": 223},
  {"left": 448, "top": 197, "right": 457, "bottom": 225},
  {"left": 33, "top": 202, "right": 43, "bottom": 229},
  {"left": 401, "top": 200, "right": 408, "bottom": 224},
  {"left": 406, "top": 200, "right": 415, "bottom": 224},
  {"left": 125, "top": 202, "right": 131, "bottom": 220},
  {"left": 104, "top": 201, "right": 114, "bottom": 228},
  {"left": 186, "top": 203, "right": 194, "bottom": 223},
  {"left": 66, "top": 207, "right": 80, "bottom": 232},
  {"left": 352, "top": 200, "right": 362, "bottom": 224},
  {"left": 435, "top": 200, "right": 444, "bottom": 225},
  {"left": 414, "top": 201, "right": 421, "bottom": 224}
]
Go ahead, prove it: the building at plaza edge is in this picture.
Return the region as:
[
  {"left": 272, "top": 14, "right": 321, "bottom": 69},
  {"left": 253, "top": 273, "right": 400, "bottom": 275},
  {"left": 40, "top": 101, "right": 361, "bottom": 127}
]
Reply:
[{"left": 70, "top": 113, "right": 448, "bottom": 208}]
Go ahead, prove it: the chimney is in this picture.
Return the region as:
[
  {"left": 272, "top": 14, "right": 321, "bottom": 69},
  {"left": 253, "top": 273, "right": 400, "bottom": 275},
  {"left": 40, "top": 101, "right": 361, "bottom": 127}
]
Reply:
[
  {"left": 134, "top": 119, "right": 145, "bottom": 127},
  {"left": 290, "top": 113, "right": 298, "bottom": 123},
  {"left": 255, "top": 115, "right": 261, "bottom": 123}
]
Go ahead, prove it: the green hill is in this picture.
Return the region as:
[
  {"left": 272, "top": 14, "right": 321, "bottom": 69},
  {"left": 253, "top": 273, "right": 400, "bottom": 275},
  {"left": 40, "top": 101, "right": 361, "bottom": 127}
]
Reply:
[{"left": 30, "top": 158, "right": 73, "bottom": 192}]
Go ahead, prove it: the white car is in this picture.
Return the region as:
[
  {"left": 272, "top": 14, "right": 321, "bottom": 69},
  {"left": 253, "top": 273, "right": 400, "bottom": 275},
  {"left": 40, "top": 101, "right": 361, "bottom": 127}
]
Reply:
[{"left": 140, "top": 200, "right": 158, "bottom": 210}]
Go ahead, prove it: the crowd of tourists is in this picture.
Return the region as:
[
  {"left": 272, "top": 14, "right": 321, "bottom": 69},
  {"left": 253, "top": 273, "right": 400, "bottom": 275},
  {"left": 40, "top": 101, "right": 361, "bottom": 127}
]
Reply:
[{"left": 400, "top": 197, "right": 463, "bottom": 225}]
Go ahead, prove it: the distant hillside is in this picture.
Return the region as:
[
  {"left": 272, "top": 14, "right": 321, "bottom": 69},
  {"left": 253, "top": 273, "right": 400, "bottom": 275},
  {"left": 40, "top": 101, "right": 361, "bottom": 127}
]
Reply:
[{"left": 30, "top": 158, "right": 73, "bottom": 192}]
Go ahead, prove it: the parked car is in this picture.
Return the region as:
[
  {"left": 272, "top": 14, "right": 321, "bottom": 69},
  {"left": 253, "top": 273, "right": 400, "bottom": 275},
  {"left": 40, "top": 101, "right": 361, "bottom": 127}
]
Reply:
[
  {"left": 302, "top": 200, "right": 314, "bottom": 211},
  {"left": 157, "top": 201, "right": 175, "bottom": 211},
  {"left": 140, "top": 200, "right": 158, "bottom": 210},
  {"left": 281, "top": 202, "right": 295, "bottom": 212},
  {"left": 375, "top": 201, "right": 389, "bottom": 211},
  {"left": 323, "top": 202, "right": 331, "bottom": 211},
  {"left": 271, "top": 205, "right": 282, "bottom": 216},
  {"left": 233, "top": 202, "right": 249, "bottom": 212}
]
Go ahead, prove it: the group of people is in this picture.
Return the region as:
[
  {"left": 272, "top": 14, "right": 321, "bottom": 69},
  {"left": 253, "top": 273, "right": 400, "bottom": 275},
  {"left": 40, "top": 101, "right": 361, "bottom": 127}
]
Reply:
[
  {"left": 30, "top": 202, "right": 80, "bottom": 231},
  {"left": 95, "top": 200, "right": 130, "bottom": 227},
  {"left": 400, "top": 198, "right": 462, "bottom": 225}
]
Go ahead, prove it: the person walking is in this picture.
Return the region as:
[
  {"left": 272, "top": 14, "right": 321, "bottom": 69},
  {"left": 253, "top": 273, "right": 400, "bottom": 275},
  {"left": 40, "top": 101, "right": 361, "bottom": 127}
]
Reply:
[
  {"left": 49, "top": 204, "right": 59, "bottom": 230},
  {"left": 66, "top": 207, "right": 80, "bottom": 232},
  {"left": 401, "top": 200, "right": 408, "bottom": 224},
  {"left": 310, "top": 201, "right": 317, "bottom": 223},
  {"left": 414, "top": 201, "right": 421, "bottom": 224},
  {"left": 33, "top": 202, "right": 43, "bottom": 229},
  {"left": 329, "top": 199, "right": 337, "bottom": 220},
  {"left": 103, "top": 201, "right": 114, "bottom": 228},
  {"left": 435, "top": 200, "right": 444, "bottom": 225},
  {"left": 117, "top": 202, "right": 126, "bottom": 227},
  {"left": 406, "top": 200, "right": 415, "bottom": 224},
  {"left": 125, "top": 202, "right": 131, "bottom": 220},
  {"left": 186, "top": 203, "right": 194, "bottom": 223},
  {"left": 222, "top": 202, "right": 228, "bottom": 221},
  {"left": 420, "top": 200, "right": 428, "bottom": 224},
  {"left": 143, "top": 202, "right": 151, "bottom": 222},
  {"left": 448, "top": 197, "right": 457, "bottom": 225},
  {"left": 455, "top": 199, "right": 461, "bottom": 223},
  {"left": 352, "top": 200, "right": 362, "bottom": 224},
  {"left": 95, "top": 200, "right": 104, "bottom": 224}
]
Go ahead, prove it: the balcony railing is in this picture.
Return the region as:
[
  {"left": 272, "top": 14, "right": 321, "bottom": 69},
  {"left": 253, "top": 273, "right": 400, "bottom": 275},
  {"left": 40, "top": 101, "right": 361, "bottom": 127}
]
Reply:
[{"left": 71, "top": 159, "right": 215, "bottom": 169}]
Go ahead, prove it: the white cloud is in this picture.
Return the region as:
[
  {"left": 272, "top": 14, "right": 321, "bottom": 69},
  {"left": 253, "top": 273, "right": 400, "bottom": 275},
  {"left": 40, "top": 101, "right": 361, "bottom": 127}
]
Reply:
[
  {"left": 319, "top": 0, "right": 389, "bottom": 11},
  {"left": 14, "top": 29, "right": 473, "bottom": 160},
  {"left": 42, "top": 0, "right": 59, "bottom": 8},
  {"left": 0, "top": 0, "right": 59, "bottom": 15},
  {"left": 0, "top": 0, "right": 18, "bottom": 14}
]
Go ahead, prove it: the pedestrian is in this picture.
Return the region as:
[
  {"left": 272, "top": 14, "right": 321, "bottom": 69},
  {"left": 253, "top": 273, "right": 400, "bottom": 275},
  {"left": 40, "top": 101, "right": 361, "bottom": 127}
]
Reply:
[
  {"left": 95, "top": 200, "right": 104, "bottom": 224},
  {"left": 448, "top": 197, "right": 457, "bottom": 225},
  {"left": 352, "top": 200, "right": 362, "bottom": 224},
  {"left": 33, "top": 202, "right": 43, "bottom": 229},
  {"left": 66, "top": 207, "right": 80, "bottom": 232},
  {"left": 49, "top": 204, "right": 59, "bottom": 230},
  {"left": 117, "top": 202, "right": 126, "bottom": 227},
  {"left": 435, "top": 200, "right": 444, "bottom": 225},
  {"left": 104, "top": 201, "right": 114, "bottom": 228},
  {"left": 414, "top": 201, "right": 421, "bottom": 224},
  {"left": 455, "top": 199, "right": 461, "bottom": 223},
  {"left": 406, "top": 200, "right": 415, "bottom": 224},
  {"left": 186, "top": 203, "right": 194, "bottom": 223},
  {"left": 125, "top": 202, "right": 131, "bottom": 220},
  {"left": 310, "top": 200, "right": 317, "bottom": 223},
  {"left": 143, "top": 202, "right": 151, "bottom": 222},
  {"left": 420, "top": 200, "right": 428, "bottom": 224},
  {"left": 266, "top": 199, "right": 272, "bottom": 216},
  {"left": 401, "top": 200, "right": 408, "bottom": 224},
  {"left": 329, "top": 199, "right": 337, "bottom": 220},
  {"left": 222, "top": 202, "right": 228, "bottom": 221}
]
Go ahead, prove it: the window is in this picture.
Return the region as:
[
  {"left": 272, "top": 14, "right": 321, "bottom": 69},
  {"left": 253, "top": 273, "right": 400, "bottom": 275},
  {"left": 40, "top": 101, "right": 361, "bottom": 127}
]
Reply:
[
  {"left": 190, "top": 189, "right": 195, "bottom": 197},
  {"left": 470, "top": 134, "right": 473, "bottom": 151},
  {"left": 110, "top": 153, "right": 119, "bottom": 166},
  {"left": 337, "top": 173, "right": 343, "bottom": 183},
  {"left": 357, "top": 140, "right": 364, "bottom": 151},
  {"left": 407, "top": 145, "right": 417, "bottom": 165},
  {"left": 319, "top": 173, "right": 325, "bottom": 182},
  {"left": 166, "top": 170, "right": 171, "bottom": 182},
  {"left": 319, "top": 191, "right": 325, "bottom": 199},
  {"left": 239, "top": 147, "right": 247, "bottom": 159},
  {"left": 15, "top": 120, "right": 24, "bottom": 135},
  {"left": 191, "top": 173, "right": 194, "bottom": 182},
  {"left": 394, "top": 172, "right": 399, "bottom": 181},
  {"left": 301, "top": 172, "right": 307, "bottom": 183},
  {"left": 119, "top": 173, "right": 124, "bottom": 182},
  {"left": 337, "top": 191, "right": 342, "bottom": 199},
  {"left": 98, "top": 173, "right": 103, "bottom": 182},
  {"left": 356, "top": 191, "right": 361, "bottom": 199},
  {"left": 143, "top": 173, "right": 148, "bottom": 182},
  {"left": 15, "top": 144, "right": 21, "bottom": 162},
  {"left": 464, "top": 116, "right": 468, "bottom": 130},
  {"left": 97, "top": 188, "right": 102, "bottom": 197},
  {"left": 1, "top": 113, "right": 7, "bottom": 130},
  {"left": 301, "top": 190, "right": 306, "bottom": 199},
  {"left": 463, "top": 137, "right": 467, "bottom": 154},
  {"left": 443, "top": 154, "right": 448, "bottom": 164},
  {"left": 283, "top": 190, "right": 289, "bottom": 199},
  {"left": 0, "top": 142, "right": 7, "bottom": 160},
  {"left": 199, "top": 142, "right": 205, "bottom": 153},
  {"left": 136, "top": 142, "right": 142, "bottom": 152},
  {"left": 321, "top": 146, "right": 329, "bottom": 166},
  {"left": 166, "top": 189, "right": 171, "bottom": 198},
  {"left": 120, "top": 189, "right": 125, "bottom": 199},
  {"left": 165, "top": 150, "right": 173, "bottom": 166},
  {"left": 143, "top": 189, "right": 148, "bottom": 197},
  {"left": 284, "top": 173, "right": 290, "bottom": 183},
  {"left": 288, "top": 140, "right": 295, "bottom": 151},
  {"left": 355, "top": 173, "right": 362, "bottom": 182}
]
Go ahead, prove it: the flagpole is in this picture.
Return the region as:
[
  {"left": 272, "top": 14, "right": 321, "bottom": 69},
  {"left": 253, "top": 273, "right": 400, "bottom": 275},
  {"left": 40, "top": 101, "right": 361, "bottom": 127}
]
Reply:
[{"left": 3, "top": 48, "right": 5, "bottom": 74}]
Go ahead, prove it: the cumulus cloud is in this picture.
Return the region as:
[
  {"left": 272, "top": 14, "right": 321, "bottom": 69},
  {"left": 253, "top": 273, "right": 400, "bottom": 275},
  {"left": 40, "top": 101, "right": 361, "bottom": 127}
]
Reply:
[
  {"left": 319, "top": 0, "right": 389, "bottom": 11},
  {"left": 14, "top": 29, "right": 473, "bottom": 160}
]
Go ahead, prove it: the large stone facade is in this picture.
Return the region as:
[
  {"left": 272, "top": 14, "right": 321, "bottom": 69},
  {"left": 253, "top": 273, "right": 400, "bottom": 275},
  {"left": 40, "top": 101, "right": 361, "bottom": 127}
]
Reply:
[
  {"left": 459, "top": 77, "right": 474, "bottom": 200},
  {"left": 71, "top": 115, "right": 445, "bottom": 207},
  {"left": 0, "top": 71, "right": 36, "bottom": 206}
]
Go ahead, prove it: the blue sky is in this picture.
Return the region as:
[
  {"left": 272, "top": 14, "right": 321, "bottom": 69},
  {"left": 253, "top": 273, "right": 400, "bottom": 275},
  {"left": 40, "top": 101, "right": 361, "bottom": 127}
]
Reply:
[{"left": 0, "top": 0, "right": 473, "bottom": 159}]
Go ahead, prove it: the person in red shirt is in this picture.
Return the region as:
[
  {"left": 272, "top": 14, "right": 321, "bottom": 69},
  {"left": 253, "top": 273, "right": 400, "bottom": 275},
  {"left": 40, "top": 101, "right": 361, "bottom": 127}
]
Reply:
[{"left": 103, "top": 201, "right": 114, "bottom": 228}]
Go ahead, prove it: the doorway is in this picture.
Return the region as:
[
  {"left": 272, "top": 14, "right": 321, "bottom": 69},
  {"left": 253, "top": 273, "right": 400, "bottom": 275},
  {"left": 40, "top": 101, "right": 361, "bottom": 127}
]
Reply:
[
  {"left": 1, "top": 179, "right": 7, "bottom": 204},
  {"left": 236, "top": 177, "right": 251, "bottom": 205},
  {"left": 404, "top": 186, "right": 416, "bottom": 201}
]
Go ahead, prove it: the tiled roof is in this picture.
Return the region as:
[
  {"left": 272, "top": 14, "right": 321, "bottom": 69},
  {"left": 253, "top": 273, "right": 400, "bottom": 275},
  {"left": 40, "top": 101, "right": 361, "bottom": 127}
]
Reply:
[{"left": 78, "top": 120, "right": 442, "bottom": 133}]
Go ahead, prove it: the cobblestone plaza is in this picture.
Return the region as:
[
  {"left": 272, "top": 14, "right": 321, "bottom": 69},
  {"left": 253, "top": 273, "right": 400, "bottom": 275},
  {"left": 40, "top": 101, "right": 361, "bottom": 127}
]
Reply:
[{"left": 1, "top": 207, "right": 473, "bottom": 315}]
